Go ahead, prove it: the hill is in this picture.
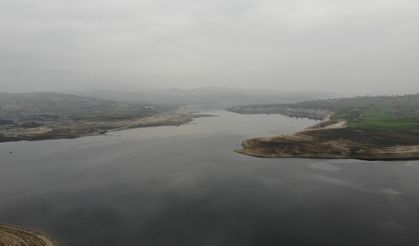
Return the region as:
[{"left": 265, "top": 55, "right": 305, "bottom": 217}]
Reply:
[
  {"left": 0, "top": 92, "right": 192, "bottom": 142},
  {"left": 70, "top": 88, "right": 337, "bottom": 110},
  {"left": 0, "top": 92, "right": 172, "bottom": 122}
]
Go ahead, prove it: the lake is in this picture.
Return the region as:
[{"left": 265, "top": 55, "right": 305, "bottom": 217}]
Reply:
[{"left": 1, "top": 111, "right": 419, "bottom": 246}]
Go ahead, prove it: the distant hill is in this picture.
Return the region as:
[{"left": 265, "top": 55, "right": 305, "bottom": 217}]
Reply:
[
  {"left": 0, "top": 92, "right": 171, "bottom": 123},
  {"left": 0, "top": 92, "right": 198, "bottom": 142},
  {"left": 70, "top": 88, "right": 337, "bottom": 110}
]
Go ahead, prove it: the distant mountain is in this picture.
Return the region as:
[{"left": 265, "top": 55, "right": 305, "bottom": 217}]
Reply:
[{"left": 69, "top": 88, "right": 337, "bottom": 110}]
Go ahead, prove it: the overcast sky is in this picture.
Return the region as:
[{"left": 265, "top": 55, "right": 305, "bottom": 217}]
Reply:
[{"left": 0, "top": 0, "right": 418, "bottom": 94}]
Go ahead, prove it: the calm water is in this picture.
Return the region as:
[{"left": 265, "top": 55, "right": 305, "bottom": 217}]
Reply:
[{"left": 1, "top": 111, "right": 419, "bottom": 246}]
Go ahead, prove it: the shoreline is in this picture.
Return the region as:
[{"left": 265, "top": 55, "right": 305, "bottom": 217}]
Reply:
[
  {"left": 0, "top": 224, "right": 59, "bottom": 246},
  {"left": 0, "top": 112, "right": 209, "bottom": 143},
  {"left": 237, "top": 115, "right": 419, "bottom": 161}
]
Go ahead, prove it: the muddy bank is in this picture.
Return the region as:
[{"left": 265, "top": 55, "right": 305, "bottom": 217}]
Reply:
[
  {"left": 0, "top": 224, "right": 59, "bottom": 246},
  {"left": 227, "top": 105, "right": 330, "bottom": 121},
  {"left": 0, "top": 112, "right": 203, "bottom": 142},
  {"left": 238, "top": 127, "right": 419, "bottom": 161}
]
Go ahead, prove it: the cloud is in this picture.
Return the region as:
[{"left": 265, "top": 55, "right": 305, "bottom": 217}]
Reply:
[{"left": 0, "top": 0, "right": 418, "bottom": 94}]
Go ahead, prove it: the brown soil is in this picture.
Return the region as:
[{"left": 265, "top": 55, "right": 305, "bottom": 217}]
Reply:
[
  {"left": 0, "top": 112, "right": 198, "bottom": 142},
  {"left": 238, "top": 127, "right": 419, "bottom": 161},
  {"left": 0, "top": 224, "right": 59, "bottom": 246}
]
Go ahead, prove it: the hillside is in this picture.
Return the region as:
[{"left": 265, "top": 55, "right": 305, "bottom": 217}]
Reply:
[
  {"left": 0, "top": 92, "right": 192, "bottom": 142},
  {"left": 0, "top": 92, "right": 173, "bottom": 122},
  {"left": 71, "top": 88, "right": 336, "bottom": 110}
]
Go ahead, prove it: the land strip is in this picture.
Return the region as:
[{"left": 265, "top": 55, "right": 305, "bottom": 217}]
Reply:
[
  {"left": 0, "top": 112, "right": 200, "bottom": 142},
  {"left": 231, "top": 94, "right": 419, "bottom": 161}
]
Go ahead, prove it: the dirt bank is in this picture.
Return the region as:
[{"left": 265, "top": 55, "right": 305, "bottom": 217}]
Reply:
[
  {"left": 0, "top": 224, "right": 59, "bottom": 246},
  {"left": 237, "top": 122, "right": 419, "bottom": 161},
  {"left": 0, "top": 112, "right": 203, "bottom": 142}
]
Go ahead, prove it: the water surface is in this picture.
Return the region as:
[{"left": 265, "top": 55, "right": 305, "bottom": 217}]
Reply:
[{"left": 1, "top": 111, "right": 419, "bottom": 246}]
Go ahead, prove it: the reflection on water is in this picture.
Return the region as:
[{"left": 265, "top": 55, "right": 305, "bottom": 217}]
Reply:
[{"left": 1, "top": 111, "right": 419, "bottom": 246}]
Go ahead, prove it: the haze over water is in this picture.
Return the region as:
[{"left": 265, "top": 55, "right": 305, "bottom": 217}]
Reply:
[{"left": 1, "top": 111, "right": 419, "bottom": 246}]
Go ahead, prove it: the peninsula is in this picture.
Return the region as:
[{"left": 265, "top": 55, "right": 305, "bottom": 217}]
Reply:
[{"left": 228, "top": 94, "right": 419, "bottom": 161}]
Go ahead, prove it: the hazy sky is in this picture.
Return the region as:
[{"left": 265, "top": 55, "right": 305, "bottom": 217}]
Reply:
[{"left": 1, "top": 0, "right": 418, "bottom": 94}]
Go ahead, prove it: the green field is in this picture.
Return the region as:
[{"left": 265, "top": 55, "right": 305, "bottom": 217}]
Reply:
[
  {"left": 348, "top": 104, "right": 419, "bottom": 130},
  {"left": 229, "top": 94, "right": 419, "bottom": 131},
  {"left": 350, "top": 119, "right": 419, "bottom": 130}
]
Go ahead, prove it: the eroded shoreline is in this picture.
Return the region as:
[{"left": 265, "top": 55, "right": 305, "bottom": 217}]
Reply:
[
  {"left": 0, "top": 112, "right": 207, "bottom": 143},
  {"left": 0, "top": 224, "right": 59, "bottom": 246},
  {"left": 237, "top": 118, "right": 419, "bottom": 161}
]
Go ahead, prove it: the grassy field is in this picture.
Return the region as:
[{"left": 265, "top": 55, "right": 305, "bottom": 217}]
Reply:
[
  {"left": 229, "top": 94, "right": 419, "bottom": 132},
  {"left": 350, "top": 119, "right": 419, "bottom": 130},
  {"left": 347, "top": 103, "right": 419, "bottom": 130}
]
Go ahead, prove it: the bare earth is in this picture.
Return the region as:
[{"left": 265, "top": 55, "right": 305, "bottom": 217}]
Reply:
[
  {"left": 0, "top": 224, "right": 59, "bottom": 246},
  {"left": 0, "top": 112, "right": 201, "bottom": 142},
  {"left": 237, "top": 120, "right": 419, "bottom": 161}
]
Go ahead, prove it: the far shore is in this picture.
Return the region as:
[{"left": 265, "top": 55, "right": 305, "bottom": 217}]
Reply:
[{"left": 0, "top": 112, "right": 211, "bottom": 143}]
